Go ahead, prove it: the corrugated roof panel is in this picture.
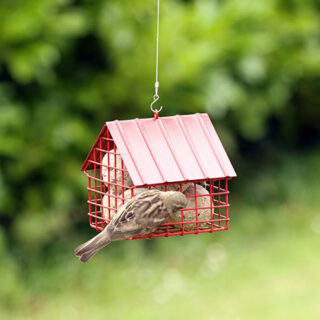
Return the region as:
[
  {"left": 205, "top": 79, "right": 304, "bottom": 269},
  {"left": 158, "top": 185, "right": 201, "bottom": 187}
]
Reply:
[
  {"left": 108, "top": 120, "right": 163, "bottom": 185},
  {"left": 179, "top": 114, "right": 225, "bottom": 178},
  {"left": 201, "top": 114, "right": 237, "bottom": 177},
  {"left": 82, "top": 113, "right": 236, "bottom": 185},
  {"left": 138, "top": 119, "right": 185, "bottom": 182},
  {"left": 158, "top": 117, "right": 205, "bottom": 181}
]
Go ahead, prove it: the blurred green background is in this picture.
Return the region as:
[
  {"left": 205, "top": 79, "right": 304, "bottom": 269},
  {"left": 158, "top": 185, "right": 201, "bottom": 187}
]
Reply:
[{"left": 0, "top": 0, "right": 319, "bottom": 319}]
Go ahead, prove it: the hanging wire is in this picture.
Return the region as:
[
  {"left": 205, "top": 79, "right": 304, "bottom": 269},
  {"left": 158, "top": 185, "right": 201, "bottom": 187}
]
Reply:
[{"left": 150, "top": 0, "right": 163, "bottom": 116}]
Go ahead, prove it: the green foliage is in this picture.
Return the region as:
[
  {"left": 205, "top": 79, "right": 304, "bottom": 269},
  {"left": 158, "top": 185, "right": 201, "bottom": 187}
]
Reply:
[{"left": 0, "top": 0, "right": 319, "bottom": 317}]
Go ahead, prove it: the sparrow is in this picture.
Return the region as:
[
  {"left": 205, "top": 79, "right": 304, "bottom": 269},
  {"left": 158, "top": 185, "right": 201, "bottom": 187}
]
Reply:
[
  {"left": 75, "top": 190, "right": 187, "bottom": 262},
  {"left": 102, "top": 187, "right": 150, "bottom": 221},
  {"left": 155, "top": 182, "right": 191, "bottom": 192}
]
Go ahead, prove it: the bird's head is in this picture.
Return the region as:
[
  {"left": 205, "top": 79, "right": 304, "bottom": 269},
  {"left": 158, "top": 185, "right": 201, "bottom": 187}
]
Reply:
[{"left": 160, "top": 191, "right": 188, "bottom": 214}]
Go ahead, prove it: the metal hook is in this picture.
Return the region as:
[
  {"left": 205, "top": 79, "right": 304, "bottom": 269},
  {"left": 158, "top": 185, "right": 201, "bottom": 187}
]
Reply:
[
  {"left": 150, "top": 94, "right": 163, "bottom": 114},
  {"left": 149, "top": 2, "right": 164, "bottom": 118}
]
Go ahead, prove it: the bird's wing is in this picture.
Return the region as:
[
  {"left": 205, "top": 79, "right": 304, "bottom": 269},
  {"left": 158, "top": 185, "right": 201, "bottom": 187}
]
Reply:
[{"left": 109, "top": 190, "right": 167, "bottom": 240}]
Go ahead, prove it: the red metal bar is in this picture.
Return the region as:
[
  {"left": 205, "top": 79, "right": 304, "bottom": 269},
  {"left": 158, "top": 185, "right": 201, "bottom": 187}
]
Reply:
[
  {"left": 121, "top": 152, "right": 125, "bottom": 206},
  {"left": 114, "top": 144, "right": 117, "bottom": 199},
  {"left": 107, "top": 129, "right": 111, "bottom": 220},
  {"left": 218, "top": 179, "right": 221, "bottom": 228},
  {"left": 209, "top": 179, "right": 214, "bottom": 232},
  {"left": 93, "top": 150, "right": 98, "bottom": 230},
  {"left": 99, "top": 137, "right": 105, "bottom": 229},
  {"left": 100, "top": 136, "right": 114, "bottom": 142},
  {"left": 225, "top": 178, "right": 229, "bottom": 230},
  {"left": 194, "top": 182, "right": 199, "bottom": 234},
  {"left": 88, "top": 177, "right": 92, "bottom": 226}
]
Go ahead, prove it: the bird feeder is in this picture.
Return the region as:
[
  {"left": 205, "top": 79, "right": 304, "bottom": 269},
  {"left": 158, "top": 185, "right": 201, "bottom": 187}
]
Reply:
[{"left": 81, "top": 113, "right": 236, "bottom": 239}]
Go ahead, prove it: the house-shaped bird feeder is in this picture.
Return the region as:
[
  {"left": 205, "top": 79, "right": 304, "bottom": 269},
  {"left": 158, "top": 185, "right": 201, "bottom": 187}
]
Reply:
[{"left": 81, "top": 113, "right": 236, "bottom": 239}]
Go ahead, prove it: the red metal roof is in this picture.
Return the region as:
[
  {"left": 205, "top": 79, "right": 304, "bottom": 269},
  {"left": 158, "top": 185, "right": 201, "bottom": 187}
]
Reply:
[{"left": 82, "top": 113, "right": 236, "bottom": 185}]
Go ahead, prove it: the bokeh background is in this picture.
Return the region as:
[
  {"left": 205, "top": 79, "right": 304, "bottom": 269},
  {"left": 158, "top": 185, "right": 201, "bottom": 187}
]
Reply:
[{"left": 0, "top": 0, "right": 319, "bottom": 319}]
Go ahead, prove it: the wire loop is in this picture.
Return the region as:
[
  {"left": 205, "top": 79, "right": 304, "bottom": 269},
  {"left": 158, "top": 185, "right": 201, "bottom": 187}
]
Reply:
[
  {"left": 150, "top": 94, "right": 163, "bottom": 114},
  {"left": 149, "top": 0, "right": 163, "bottom": 118}
]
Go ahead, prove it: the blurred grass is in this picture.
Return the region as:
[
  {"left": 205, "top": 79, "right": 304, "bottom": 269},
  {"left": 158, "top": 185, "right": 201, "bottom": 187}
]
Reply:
[{"left": 1, "top": 150, "right": 319, "bottom": 320}]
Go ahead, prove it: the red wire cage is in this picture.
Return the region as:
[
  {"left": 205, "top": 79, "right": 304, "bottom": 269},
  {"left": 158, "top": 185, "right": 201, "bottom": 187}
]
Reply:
[{"left": 81, "top": 114, "right": 236, "bottom": 239}]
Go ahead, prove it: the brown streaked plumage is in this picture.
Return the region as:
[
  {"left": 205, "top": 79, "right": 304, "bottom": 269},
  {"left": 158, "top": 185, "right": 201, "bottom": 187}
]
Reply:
[
  {"left": 75, "top": 190, "right": 187, "bottom": 262},
  {"left": 102, "top": 187, "right": 151, "bottom": 221},
  {"left": 155, "top": 183, "right": 191, "bottom": 192}
]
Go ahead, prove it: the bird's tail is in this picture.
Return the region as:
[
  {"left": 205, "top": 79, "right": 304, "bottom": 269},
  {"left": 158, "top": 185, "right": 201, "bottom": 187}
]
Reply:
[{"left": 75, "top": 231, "right": 111, "bottom": 263}]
